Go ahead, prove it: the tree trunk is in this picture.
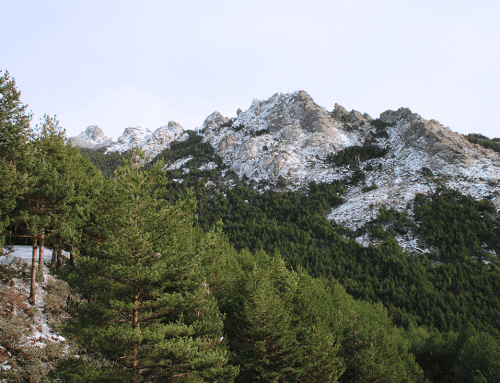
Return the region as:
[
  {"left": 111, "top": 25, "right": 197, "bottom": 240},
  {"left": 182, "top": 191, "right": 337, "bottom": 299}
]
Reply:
[
  {"left": 30, "top": 237, "right": 38, "bottom": 304},
  {"left": 70, "top": 247, "right": 76, "bottom": 266},
  {"left": 131, "top": 291, "right": 139, "bottom": 383},
  {"left": 57, "top": 247, "right": 62, "bottom": 267},
  {"left": 51, "top": 245, "right": 57, "bottom": 268},
  {"left": 38, "top": 230, "right": 45, "bottom": 282}
]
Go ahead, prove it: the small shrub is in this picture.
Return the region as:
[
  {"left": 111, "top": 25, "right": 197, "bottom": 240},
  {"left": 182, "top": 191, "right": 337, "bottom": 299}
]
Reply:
[
  {"left": 219, "top": 119, "right": 234, "bottom": 129},
  {"left": 43, "top": 279, "right": 71, "bottom": 328},
  {"left": 421, "top": 167, "right": 433, "bottom": 177},
  {"left": 233, "top": 124, "right": 245, "bottom": 132},
  {"left": 362, "top": 182, "right": 378, "bottom": 193},
  {"left": 254, "top": 128, "right": 270, "bottom": 136},
  {"left": 0, "top": 258, "right": 31, "bottom": 283}
]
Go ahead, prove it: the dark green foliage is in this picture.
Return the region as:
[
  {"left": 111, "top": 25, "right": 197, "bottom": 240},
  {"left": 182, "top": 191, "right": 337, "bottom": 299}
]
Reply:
[
  {"left": 254, "top": 127, "right": 270, "bottom": 136},
  {"left": 57, "top": 152, "right": 237, "bottom": 382},
  {"left": 349, "top": 165, "right": 366, "bottom": 185},
  {"left": 370, "top": 118, "right": 395, "bottom": 130},
  {"left": 0, "top": 69, "right": 31, "bottom": 249},
  {"left": 220, "top": 118, "right": 235, "bottom": 129},
  {"left": 421, "top": 167, "right": 433, "bottom": 177},
  {"left": 362, "top": 181, "right": 378, "bottom": 193},
  {"left": 233, "top": 124, "right": 245, "bottom": 132},
  {"left": 78, "top": 147, "right": 131, "bottom": 177},
  {"left": 0, "top": 69, "right": 31, "bottom": 156},
  {"left": 466, "top": 133, "right": 500, "bottom": 154},
  {"left": 366, "top": 118, "right": 393, "bottom": 141},
  {"left": 276, "top": 176, "right": 286, "bottom": 189},
  {"left": 217, "top": 251, "right": 424, "bottom": 382},
  {"left": 171, "top": 179, "right": 500, "bottom": 337},
  {"left": 408, "top": 324, "right": 500, "bottom": 382},
  {"left": 195, "top": 181, "right": 345, "bottom": 268},
  {"left": 326, "top": 145, "right": 388, "bottom": 167},
  {"left": 413, "top": 187, "right": 500, "bottom": 263},
  {"left": 144, "top": 130, "right": 223, "bottom": 172},
  {"left": 361, "top": 205, "right": 415, "bottom": 238}
]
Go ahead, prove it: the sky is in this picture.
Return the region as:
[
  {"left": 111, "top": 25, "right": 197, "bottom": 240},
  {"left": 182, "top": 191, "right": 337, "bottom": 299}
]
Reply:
[{"left": 3, "top": 0, "right": 499, "bottom": 140}]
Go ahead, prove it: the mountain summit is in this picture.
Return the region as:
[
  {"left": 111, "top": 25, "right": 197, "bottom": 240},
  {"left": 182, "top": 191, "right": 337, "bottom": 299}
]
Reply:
[{"left": 70, "top": 90, "right": 500, "bottom": 250}]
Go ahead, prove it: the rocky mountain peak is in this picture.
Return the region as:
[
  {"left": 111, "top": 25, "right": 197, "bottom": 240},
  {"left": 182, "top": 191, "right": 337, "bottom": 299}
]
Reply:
[
  {"left": 232, "top": 90, "right": 335, "bottom": 135},
  {"left": 83, "top": 125, "right": 108, "bottom": 142},
  {"left": 68, "top": 125, "right": 112, "bottom": 150},
  {"left": 200, "top": 91, "right": 355, "bottom": 181},
  {"left": 166, "top": 120, "right": 184, "bottom": 132},
  {"left": 116, "top": 126, "right": 152, "bottom": 145},
  {"left": 380, "top": 108, "right": 500, "bottom": 166},
  {"left": 202, "top": 112, "right": 229, "bottom": 130},
  {"left": 380, "top": 107, "right": 420, "bottom": 124},
  {"left": 331, "top": 103, "right": 372, "bottom": 124}
]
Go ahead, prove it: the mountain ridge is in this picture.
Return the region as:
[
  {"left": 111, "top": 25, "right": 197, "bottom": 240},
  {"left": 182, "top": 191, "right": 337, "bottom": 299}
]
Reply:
[{"left": 69, "top": 90, "right": 500, "bottom": 251}]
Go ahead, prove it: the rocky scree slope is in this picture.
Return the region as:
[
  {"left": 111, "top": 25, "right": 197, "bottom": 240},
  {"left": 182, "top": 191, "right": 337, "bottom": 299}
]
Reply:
[{"left": 70, "top": 91, "right": 500, "bottom": 250}]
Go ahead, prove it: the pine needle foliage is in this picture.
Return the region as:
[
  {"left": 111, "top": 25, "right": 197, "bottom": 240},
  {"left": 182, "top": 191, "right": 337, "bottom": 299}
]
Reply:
[{"left": 58, "top": 149, "right": 237, "bottom": 382}]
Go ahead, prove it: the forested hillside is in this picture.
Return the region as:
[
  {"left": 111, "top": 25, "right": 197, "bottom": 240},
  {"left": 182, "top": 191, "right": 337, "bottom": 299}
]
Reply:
[{"left": 2, "top": 68, "right": 500, "bottom": 382}]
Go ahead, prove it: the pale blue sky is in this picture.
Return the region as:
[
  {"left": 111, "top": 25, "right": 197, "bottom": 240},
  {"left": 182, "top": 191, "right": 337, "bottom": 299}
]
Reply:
[{"left": 3, "top": 0, "right": 499, "bottom": 139}]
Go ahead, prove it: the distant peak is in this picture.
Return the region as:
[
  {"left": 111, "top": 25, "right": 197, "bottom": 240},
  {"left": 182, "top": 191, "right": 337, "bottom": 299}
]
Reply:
[
  {"left": 202, "top": 112, "right": 228, "bottom": 130},
  {"left": 82, "top": 125, "right": 108, "bottom": 142}
]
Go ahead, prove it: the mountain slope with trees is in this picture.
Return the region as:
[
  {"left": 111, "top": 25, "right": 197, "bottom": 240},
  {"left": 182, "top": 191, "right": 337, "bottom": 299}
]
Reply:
[{"left": 2, "top": 68, "right": 500, "bottom": 381}]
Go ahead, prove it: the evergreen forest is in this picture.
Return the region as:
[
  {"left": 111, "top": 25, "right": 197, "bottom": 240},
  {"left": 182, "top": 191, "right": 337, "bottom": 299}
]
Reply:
[{"left": 2, "top": 69, "right": 500, "bottom": 382}]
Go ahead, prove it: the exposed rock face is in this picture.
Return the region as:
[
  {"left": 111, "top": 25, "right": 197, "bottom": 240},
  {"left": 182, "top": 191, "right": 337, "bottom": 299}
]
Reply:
[
  {"left": 115, "top": 126, "right": 152, "bottom": 148},
  {"left": 493, "top": 196, "right": 500, "bottom": 207},
  {"left": 69, "top": 125, "right": 112, "bottom": 150},
  {"left": 195, "top": 93, "right": 500, "bottom": 240},
  {"left": 106, "top": 122, "right": 186, "bottom": 158},
  {"left": 201, "top": 91, "right": 372, "bottom": 180},
  {"left": 75, "top": 90, "right": 500, "bottom": 243},
  {"left": 380, "top": 108, "right": 499, "bottom": 168},
  {"left": 72, "top": 122, "right": 186, "bottom": 159},
  {"left": 203, "top": 112, "right": 228, "bottom": 130}
]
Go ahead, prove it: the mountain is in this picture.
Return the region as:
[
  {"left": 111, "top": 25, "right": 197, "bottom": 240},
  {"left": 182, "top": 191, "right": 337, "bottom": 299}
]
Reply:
[
  {"left": 70, "top": 90, "right": 500, "bottom": 250},
  {"left": 69, "top": 125, "right": 112, "bottom": 149},
  {"left": 70, "top": 121, "right": 187, "bottom": 158}
]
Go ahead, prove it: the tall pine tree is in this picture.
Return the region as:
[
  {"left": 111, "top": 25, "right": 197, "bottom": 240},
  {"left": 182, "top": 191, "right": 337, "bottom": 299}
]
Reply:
[{"left": 58, "top": 150, "right": 237, "bottom": 382}]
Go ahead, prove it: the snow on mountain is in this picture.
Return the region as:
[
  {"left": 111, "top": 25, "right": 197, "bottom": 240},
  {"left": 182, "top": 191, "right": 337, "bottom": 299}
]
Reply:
[
  {"left": 68, "top": 125, "right": 112, "bottom": 150},
  {"left": 106, "top": 126, "right": 153, "bottom": 154},
  {"left": 195, "top": 91, "right": 500, "bottom": 248},
  {"left": 71, "top": 91, "right": 500, "bottom": 250},
  {"left": 71, "top": 121, "right": 187, "bottom": 160},
  {"left": 201, "top": 90, "right": 369, "bottom": 184}
]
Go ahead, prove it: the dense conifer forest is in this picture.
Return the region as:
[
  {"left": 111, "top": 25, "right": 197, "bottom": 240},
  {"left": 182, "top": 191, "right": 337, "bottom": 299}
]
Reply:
[{"left": 2, "top": 69, "right": 500, "bottom": 382}]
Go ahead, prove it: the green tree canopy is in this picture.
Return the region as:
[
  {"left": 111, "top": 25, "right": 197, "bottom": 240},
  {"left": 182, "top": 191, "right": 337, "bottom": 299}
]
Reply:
[{"left": 58, "top": 151, "right": 237, "bottom": 382}]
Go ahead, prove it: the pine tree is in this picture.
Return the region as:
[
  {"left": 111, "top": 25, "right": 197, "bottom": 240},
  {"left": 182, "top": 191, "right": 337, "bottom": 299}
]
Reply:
[
  {"left": 0, "top": 160, "right": 19, "bottom": 249},
  {"left": 14, "top": 151, "right": 64, "bottom": 301},
  {"left": 58, "top": 150, "right": 237, "bottom": 382},
  {"left": 292, "top": 274, "right": 345, "bottom": 383},
  {"left": 230, "top": 253, "right": 302, "bottom": 382},
  {"left": 0, "top": 69, "right": 31, "bottom": 158},
  {"left": 0, "top": 69, "right": 31, "bottom": 250},
  {"left": 30, "top": 115, "right": 104, "bottom": 268}
]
